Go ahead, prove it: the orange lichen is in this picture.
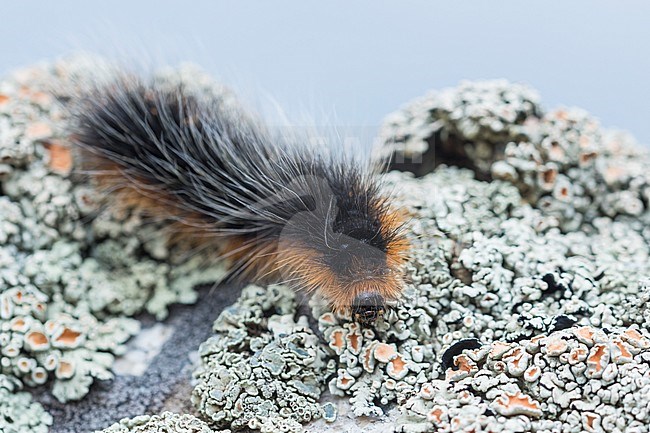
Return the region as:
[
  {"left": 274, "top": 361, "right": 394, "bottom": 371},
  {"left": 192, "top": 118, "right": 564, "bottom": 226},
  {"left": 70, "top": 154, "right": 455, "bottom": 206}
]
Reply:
[
  {"left": 346, "top": 325, "right": 362, "bottom": 355},
  {"left": 579, "top": 151, "right": 598, "bottom": 166},
  {"left": 493, "top": 391, "right": 542, "bottom": 418},
  {"left": 56, "top": 360, "right": 75, "bottom": 379},
  {"left": 623, "top": 328, "right": 650, "bottom": 349},
  {"left": 25, "top": 331, "right": 49, "bottom": 350},
  {"left": 568, "top": 345, "right": 589, "bottom": 365},
  {"left": 457, "top": 390, "right": 472, "bottom": 404},
  {"left": 489, "top": 341, "right": 512, "bottom": 360},
  {"left": 419, "top": 383, "right": 435, "bottom": 400},
  {"left": 544, "top": 336, "right": 569, "bottom": 356},
  {"left": 10, "top": 317, "right": 27, "bottom": 332},
  {"left": 586, "top": 343, "right": 609, "bottom": 376},
  {"left": 493, "top": 361, "right": 507, "bottom": 373},
  {"left": 582, "top": 412, "right": 599, "bottom": 432},
  {"left": 387, "top": 354, "right": 409, "bottom": 379},
  {"left": 603, "top": 165, "right": 625, "bottom": 185},
  {"left": 361, "top": 343, "right": 377, "bottom": 373},
  {"left": 612, "top": 338, "right": 633, "bottom": 363},
  {"left": 373, "top": 342, "right": 397, "bottom": 363},
  {"left": 503, "top": 347, "right": 525, "bottom": 369},
  {"left": 574, "top": 326, "right": 595, "bottom": 345},
  {"left": 446, "top": 354, "right": 477, "bottom": 381},
  {"left": 319, "top": 313, "right": 337, "bottom": 326},
  {"left": 427, "top": 406, "right": 445, "bottom": 424},
  {"left": 24, "top": 122, "right": 52, "bottom": 140},
  {"left": 55, "top": 327, "right": 82, "bottom": 347},
  {"left": 0, "top": 94, "right": 9, "bottom": 105},
  {"left": 336, "top": 370, "right": 355, "bottom": 390},
  {"left": 328, "top": 329, "right": 346, "bottom": 355},
  {"left": 523, "top": 366, "right": 541, "bottom": 382},
  {"left": 44, "top": 141, "right": 73, "bottom": 174},
  {"left": 540, "top": 167, "right": 558, "bottom": 188},
  {"left": 455, "top": 354, "right": 473, "bottom": 373}
]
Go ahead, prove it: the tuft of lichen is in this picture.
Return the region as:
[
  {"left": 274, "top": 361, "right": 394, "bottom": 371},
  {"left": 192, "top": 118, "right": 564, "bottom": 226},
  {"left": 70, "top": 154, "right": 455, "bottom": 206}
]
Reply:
[
  {"left": 308, "top": 79, "right": 650, "bottom": 430},
  {"left": 399, "top": 325, "right": 650, "bottom": 432},
  {"left": 491, "top": 108, "right": 650, "bottom": 231},
  {"left": 377, "top": 79, "right": 542, "bottom": 177},
  {"left": 5, "top": 59, "right": 650, "bottom": 433},
  {"left": 0, "top": 57, "right": 227, "bottom": 404},
  {"left": 97, "top": 411, "right": 230, "bottom": 433},
  {"left": 0, "top": 374, "right": 52, "bottom": 433},
  {"left": 192, "top": 284, "right": 334, "bottom": 432}
]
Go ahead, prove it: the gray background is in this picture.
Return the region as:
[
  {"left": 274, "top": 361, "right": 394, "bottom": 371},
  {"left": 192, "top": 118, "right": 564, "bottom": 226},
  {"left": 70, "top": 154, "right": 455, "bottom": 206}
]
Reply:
[{"left": 2, "top": 1, "right": 649, "bottom": 145}]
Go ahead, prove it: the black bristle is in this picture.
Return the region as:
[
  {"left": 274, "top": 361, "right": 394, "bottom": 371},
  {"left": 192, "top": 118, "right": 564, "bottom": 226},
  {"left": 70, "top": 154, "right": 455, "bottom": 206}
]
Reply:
[{"left": 70, "top": 73, "right": 409, "bottom": 316}]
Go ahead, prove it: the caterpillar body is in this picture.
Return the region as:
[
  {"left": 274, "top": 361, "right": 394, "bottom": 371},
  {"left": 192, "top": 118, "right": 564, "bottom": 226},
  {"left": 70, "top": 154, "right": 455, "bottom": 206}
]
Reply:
[{"left": 71, "top": 74, "right": 410, "bottom": 323}]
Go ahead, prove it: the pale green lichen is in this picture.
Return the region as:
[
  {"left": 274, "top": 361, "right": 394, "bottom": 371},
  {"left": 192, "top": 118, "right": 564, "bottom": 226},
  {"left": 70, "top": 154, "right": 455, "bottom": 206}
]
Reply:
[
  {"left": 377, "top": 79, "right": 542, "bottom": 177},
  {"left": 0, "top": 283, "right": 139, "bottom": 402},
  {"left": 0, "top": 57, "right": 227, "bottom": 406},
  {"left": 399, "top": 326, "right": 650, "bottom": 432},
  {"left": 353, "top": 80, "right": 650, "bottom": 431},
  {"left": 0, "top": 374, "right": 52, "bottom": 433},
  {"left": 192, "top": 284, "right": 334, "bottom": 432},
  {"left": 97, "top": 411, "right": 230, "bottom": 433},
  {"left": 4, "top": 59, "right": 650, "bottom": 433}
]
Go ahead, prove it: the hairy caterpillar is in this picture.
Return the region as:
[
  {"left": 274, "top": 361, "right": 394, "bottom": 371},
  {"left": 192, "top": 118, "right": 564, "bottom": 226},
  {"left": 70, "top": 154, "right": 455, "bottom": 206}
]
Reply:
[{"left": 71, "top": 73, "right": 410, "bottom": 323}]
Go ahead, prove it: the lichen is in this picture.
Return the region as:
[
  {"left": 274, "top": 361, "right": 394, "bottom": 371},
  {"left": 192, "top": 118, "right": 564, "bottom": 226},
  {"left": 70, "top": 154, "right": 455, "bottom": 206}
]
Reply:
[
  {"left": 491, "top": 108, "right": 650, "bottom": 232},
  {"left": 192, "top": 284, "right": 334, "bottom": 432},
  {"left": 377, "top": 79, "right": 541, "bottom": 177},
  {"left": 398, "top": 326, "right": 650, "bottom": 432},
  {"left": 4, "top": 59, "right": 650, "bottom": 433},
  {"left": 0, "top": 57, "right": 227, "bottom": 406},
  {"left": 0, "top": 374, "right": 52, "bottom": 433},
  {"left": 310, "top": 79, "right": 650, "bottom": 430},
  {"left": 97, "top": 411, "right": 230, "bottom": 433},
  {"left": 0, "top": 284, "right": 140, "bottom": 402}
]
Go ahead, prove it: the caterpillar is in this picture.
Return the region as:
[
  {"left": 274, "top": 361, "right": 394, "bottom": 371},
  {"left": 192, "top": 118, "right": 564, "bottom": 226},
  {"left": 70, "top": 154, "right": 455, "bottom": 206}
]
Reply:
[{"left": 70, "top": 73, "right": 410, "bottom": 323}]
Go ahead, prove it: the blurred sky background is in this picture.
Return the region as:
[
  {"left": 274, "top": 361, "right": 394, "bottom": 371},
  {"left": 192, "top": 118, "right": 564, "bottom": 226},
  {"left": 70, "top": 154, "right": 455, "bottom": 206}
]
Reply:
[{"left": 2, "top": 1, "right": 649, "bottom": 146}]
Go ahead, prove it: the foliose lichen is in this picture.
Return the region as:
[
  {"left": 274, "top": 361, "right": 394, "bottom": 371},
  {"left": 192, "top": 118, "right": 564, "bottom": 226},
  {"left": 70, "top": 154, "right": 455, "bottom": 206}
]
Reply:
[
  {"left": 0, "top": 373, "right": 52, "bottom": 433},
  {"left": 192, "top": 284, "right": 335, "bottom": 432},
  {"left": 0, "top": 57, "right": 227, "bottom": 407},
  {"left": 377, "top": 79, "right": 542, "bottom": 177},
  {"left": 399, "top": 325, "right": 650, "bottom": 432},
  {"left": 305, "top": 79, "right": 650, "bottom": 430},
  {"left": 5, "top": 59, "right": 650, "bottom": 433},
  {"left": 97, "top": 411, "right": 230, "bottom": 433}
]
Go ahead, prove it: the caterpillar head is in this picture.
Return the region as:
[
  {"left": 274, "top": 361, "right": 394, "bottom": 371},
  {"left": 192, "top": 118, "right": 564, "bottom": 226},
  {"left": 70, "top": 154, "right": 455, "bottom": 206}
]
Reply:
[
  {"left": 277, "top": 199, "right": 410, "bottom": 324},
  {"left": 351, "top": 292, "right": 386, "bottom": 324}
]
